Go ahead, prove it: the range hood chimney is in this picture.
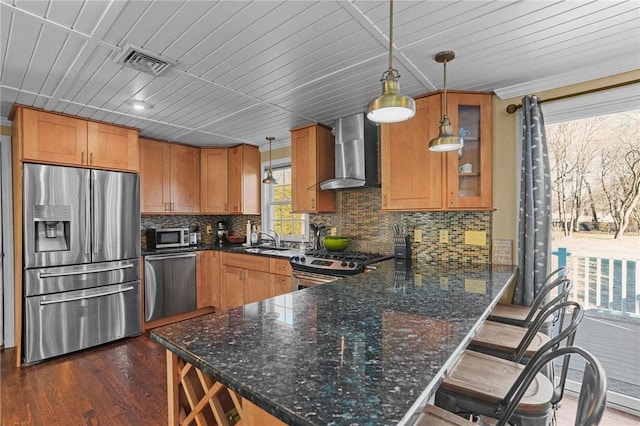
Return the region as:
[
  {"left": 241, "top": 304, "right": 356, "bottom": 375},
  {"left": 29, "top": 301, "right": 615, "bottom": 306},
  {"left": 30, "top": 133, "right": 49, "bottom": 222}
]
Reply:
[{"left": 320, "top": 113, "right": 380, "bottom": 190}]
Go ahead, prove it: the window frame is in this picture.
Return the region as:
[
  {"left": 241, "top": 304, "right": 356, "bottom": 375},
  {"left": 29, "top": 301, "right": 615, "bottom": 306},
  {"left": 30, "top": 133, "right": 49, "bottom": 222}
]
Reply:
[{"left": 261, "top": 159, "right": 308, "bottom": 243}]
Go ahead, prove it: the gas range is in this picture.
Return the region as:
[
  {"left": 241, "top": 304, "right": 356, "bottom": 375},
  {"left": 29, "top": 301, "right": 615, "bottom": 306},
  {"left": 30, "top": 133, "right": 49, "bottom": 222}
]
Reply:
[{"left": 289, "top": 250, "right": 394, "bottom": 276}]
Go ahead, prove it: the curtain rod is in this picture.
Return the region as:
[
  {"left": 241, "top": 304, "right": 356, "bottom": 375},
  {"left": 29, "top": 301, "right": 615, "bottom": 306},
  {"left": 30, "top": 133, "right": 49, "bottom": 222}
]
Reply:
[{"left": 505, "top": 78, "right": 640, "bottom": 114}]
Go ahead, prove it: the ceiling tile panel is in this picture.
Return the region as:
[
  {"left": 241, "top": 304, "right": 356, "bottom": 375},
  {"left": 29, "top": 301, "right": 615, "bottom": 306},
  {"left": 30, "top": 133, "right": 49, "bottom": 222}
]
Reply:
[
  {"left": 1, "top": 12, "right": 41, "bottom": 89},
  {"left": 2, "top": 1, "right": 638, "bottom": 147},
  {"left": 180, "top": 2, "right": 284, "bottom": 76}
]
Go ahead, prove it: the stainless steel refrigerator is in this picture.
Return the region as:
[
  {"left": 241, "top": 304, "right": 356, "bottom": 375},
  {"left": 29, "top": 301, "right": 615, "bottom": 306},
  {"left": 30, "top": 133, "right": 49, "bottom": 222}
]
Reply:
[{"left": 22, "top": 163, "right": 141, "bottom": 364}]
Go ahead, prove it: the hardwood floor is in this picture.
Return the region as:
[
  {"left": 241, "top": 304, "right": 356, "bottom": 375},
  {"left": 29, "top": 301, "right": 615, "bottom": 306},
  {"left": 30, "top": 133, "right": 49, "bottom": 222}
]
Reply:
[
  {"left": 1, "top": 334, "right": 167, "bottom": 426},
  {"left": 2, "top": 334, "right": 639, "bottom": 425}
]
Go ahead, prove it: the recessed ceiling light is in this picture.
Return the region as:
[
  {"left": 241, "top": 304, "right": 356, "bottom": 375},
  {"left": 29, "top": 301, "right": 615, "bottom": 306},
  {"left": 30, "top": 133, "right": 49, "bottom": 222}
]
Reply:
[{"left": 127, "top": 100, "right": 152, "bottom": 110}]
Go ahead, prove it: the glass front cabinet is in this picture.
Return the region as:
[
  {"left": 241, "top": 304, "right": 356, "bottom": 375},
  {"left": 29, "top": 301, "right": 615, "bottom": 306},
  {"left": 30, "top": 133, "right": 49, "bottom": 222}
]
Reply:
[{"left": 444, "top": 92, "right": 493, "bottom": 209}]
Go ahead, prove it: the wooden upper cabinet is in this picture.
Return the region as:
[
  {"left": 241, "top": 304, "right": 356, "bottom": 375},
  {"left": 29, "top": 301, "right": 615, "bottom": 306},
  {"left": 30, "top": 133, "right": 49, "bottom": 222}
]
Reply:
[
  {"left": 290, "top": 123, "right": 335, "bottom": 213},
  {"left": 170, "top": 144, "right": 200, "bottom": 213},
  {"left": 381, "top": 91, "right": 493, "bottom": 211},
  {"left": 16, "top": 106, "right": 139, "bottom": 172},
  {"left": 228, "top": 144, "right": 260, "bottom": 215},
  {"left": 87, "top": 122, "right": 139, "bottom": 172},
  {"left": 381, "top": 96, "right": 444, "bottom": 211},
  {"left": 443, "top": 92, "right": 493, "bottom": 209},
  {"left": 200, "top": 148, "right": 229, "bottom": 214},
  {"left": 140, "top": 139, "right": 171, "bottom": 213},
  {"left": 139, "top": 138, "right": 200, "bottom": 214},
  {"left": 20, "top": 107, "right": 87, "bottom": 165}
]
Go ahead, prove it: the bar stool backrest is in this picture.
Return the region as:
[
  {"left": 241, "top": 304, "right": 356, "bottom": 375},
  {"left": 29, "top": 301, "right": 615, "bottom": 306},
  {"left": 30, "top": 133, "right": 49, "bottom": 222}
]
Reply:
[
  {"left": 523, "top": 268, "right": 571, "bottom": 326},
  {"left": 496, "top": 346, "right": 607, "bottom": 426}
]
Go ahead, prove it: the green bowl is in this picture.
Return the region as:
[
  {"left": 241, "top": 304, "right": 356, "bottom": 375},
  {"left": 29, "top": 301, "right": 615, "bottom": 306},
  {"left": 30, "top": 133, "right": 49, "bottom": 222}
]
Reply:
[{"left": 323, "top": 236, "right": 350, "bottom": 251}]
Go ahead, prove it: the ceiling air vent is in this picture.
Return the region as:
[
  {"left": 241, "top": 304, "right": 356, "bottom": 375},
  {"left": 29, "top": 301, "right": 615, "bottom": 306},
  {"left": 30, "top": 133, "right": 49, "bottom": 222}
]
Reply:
[{"left": 115, "top": 44, "right": 176, "bottom": 77}]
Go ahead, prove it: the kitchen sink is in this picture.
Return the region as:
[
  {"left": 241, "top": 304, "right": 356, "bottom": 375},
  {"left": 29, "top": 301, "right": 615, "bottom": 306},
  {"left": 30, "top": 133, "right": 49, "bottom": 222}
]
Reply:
[{"left": 239, "top": 246, "right": 295, "bottom": 257}]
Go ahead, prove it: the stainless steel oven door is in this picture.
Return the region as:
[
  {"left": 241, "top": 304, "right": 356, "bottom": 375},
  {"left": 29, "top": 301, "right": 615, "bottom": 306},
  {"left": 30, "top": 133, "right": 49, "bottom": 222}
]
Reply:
[{"left": 292, "top": 270, "right": 340, "bottom": 290}]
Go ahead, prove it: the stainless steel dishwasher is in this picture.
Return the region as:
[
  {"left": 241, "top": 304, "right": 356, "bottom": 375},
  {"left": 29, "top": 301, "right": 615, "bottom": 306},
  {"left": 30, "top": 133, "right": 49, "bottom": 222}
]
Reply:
[{"left": 144, "top": 252, "right": 196, "bottom": 322}]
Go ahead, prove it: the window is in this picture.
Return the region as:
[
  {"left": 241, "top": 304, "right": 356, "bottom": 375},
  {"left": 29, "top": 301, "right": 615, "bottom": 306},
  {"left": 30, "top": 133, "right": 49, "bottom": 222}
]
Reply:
[{"left": 262, "top": 165, "right": 307, "bottom": 242}]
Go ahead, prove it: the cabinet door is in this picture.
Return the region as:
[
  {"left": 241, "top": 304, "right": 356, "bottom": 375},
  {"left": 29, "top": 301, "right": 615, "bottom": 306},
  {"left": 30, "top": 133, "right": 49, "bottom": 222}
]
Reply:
[
  {"left": 87, "top": 122, "right": 139, "bottom": 172},
  {"left": 196, "top": 251, "right": 221, "bottom": 309},
  {"left": 244, "top": 270, "right": 270, "bottom": 305},
  {"left": 269, "top": 274, "right": 291, "bottom": 297},
  {"left": 170, "top": 144, "right": 200, "bottom": 213},
  {"left": 200, "top": 148, "right": 229, "bottom": 213},
  {"left": 228, "top": 145, "right": 261, "bottom": 215},
  {"left": 291, "top": 125, "right": 335, "bottom": 213},
  {"left": 21, "top": 108, "right": 87, "bottom": 166},
  {"left": 381, "top": 96, "right": 444, "bottom": 210},
  {"left": 140, "top": 139, "right": 171, "bottom": 213},
  {"left": 222, "top": 265, "right": 245, "bottom": 310},
  {"left": 444, "top": 93, "right": 493, "bottom": 209}
]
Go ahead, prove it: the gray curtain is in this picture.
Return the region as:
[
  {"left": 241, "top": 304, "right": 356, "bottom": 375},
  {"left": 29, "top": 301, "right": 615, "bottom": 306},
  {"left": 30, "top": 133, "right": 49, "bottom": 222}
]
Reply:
[{"left": 515, "top": 95, "right": 552, "bottom": 306}]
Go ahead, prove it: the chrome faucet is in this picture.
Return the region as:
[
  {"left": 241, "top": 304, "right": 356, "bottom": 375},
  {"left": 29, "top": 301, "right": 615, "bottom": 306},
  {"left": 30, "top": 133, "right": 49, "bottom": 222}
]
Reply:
[{"left": 258, "top": 230, "right": 280, "bottom": 248}]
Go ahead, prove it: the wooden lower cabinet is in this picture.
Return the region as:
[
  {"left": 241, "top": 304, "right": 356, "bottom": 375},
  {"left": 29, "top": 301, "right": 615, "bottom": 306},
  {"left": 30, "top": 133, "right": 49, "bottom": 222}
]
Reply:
[
  {"left": 196, "top": 250, "right": 221, "bottom": 309},
  {"left": 221, "top": 253, "right": 293, "bottom": 310}
]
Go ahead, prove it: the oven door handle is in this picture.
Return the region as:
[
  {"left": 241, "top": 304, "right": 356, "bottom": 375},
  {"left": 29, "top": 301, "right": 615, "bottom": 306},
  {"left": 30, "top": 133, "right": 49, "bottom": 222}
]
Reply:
[
  {"left": 39, "top": 286, "right": 135, "bottom": 305},
  {"left": 39, "top": 264, "right": 134, "bottom": 279}
]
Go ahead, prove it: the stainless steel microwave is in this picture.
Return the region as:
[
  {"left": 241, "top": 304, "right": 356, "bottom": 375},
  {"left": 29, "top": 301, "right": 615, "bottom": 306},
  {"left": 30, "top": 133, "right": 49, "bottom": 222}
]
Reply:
[{"left": 146, "top": 227, "right": 190, "bottom": 249}]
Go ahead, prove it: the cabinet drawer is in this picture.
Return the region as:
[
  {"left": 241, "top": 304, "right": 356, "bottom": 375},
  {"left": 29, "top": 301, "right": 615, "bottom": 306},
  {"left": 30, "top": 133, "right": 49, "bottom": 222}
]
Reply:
[
  {"left": 222, "top": 252, "right": 269, "bottom": 272},
  {"left": 270, "top": 258, "right": 292, "bottom": 276}
]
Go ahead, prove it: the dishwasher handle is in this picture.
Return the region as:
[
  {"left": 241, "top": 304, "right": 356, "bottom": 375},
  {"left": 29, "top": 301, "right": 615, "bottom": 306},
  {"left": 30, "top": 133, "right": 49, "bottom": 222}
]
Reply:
[{"left": 145, "top": 253, "right": 196, "bottom": 261}]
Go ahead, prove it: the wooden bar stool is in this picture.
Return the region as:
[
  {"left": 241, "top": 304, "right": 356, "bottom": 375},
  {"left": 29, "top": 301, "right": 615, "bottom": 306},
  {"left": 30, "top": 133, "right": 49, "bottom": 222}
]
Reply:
[
  {"left": 434, "top": 302, "right": 584, "bottom": 426},
  {"left": 416, "top": 346, "right": 606, "bottom": 426},
  {"left": 489, "top": 267, "right": 569, "bottom": 328},
  {"left": 469, "top": 280, "right": 573, "bottom": 361}
]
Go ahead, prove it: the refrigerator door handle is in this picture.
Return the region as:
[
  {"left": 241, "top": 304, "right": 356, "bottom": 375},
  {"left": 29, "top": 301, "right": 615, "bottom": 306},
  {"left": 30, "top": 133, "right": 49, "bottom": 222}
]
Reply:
[
  {"left": 39, "top": 286, "right": 135, "bottom": 305},
  {"left": 39, "top": 264, "right": 134, "bottom": 279}
]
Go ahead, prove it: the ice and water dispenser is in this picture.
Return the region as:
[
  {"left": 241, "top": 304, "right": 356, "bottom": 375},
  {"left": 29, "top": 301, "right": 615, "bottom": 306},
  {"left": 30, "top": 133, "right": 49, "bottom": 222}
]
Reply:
[{"left": 33, "top": 205, "right": 71, "bottom": 252}]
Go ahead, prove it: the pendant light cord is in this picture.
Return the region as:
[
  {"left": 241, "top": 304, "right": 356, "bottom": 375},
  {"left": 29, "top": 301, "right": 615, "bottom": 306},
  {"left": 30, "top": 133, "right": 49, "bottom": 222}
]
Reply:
[
  {"left": 388, "top": 0, "right": 394, "bottom": 72},
  {"left": 442, "top": 58, "right": 448, "bottom": 117}
]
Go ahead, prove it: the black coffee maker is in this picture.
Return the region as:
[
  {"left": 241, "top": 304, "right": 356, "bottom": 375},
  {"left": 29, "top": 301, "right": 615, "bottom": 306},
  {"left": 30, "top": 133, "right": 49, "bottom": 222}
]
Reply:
[{"left": 215, "top": 221, "right": 228, "bottom": 246}]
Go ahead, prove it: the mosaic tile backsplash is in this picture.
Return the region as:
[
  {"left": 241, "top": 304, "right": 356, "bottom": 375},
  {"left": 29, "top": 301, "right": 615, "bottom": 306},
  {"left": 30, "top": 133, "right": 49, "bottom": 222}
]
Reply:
[
  {"left": 141, "top": 214, "right": 260, "bottom": 250},
  {"left": 310, "top": 188, "right": 492, "bottom": 264},
  {"left": 142, "top": 188, "right": 491, "bottom": 264}
]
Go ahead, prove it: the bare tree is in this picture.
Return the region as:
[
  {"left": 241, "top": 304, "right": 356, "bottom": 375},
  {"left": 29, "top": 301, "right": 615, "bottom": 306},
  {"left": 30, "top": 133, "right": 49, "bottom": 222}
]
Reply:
[
  {"left": 547, "top": 117, "right": 605, "bottom": 236},
  {"left": 599, "top": 112, "right": 640, "bottom": 238}
]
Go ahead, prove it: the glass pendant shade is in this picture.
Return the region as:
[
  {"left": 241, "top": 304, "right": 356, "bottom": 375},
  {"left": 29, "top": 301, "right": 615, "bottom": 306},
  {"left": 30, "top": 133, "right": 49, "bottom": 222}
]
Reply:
[
  {"left": 367, "top": 0, "right": 415, "bottom": 124},
  {"left": 367, "top": 73, "right": 416, "bottom": 123},
  {"left": 263, "top": 136, "right": 277, "bottom": 184}
]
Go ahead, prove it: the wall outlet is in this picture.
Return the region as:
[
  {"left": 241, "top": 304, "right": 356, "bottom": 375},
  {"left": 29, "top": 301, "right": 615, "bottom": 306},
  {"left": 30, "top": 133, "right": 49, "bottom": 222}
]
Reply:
[
  {"left": 465, "top": 231, "right": 487, "bottom": 246},
  {"left": 414, "top": 229, "right": 422, "bottom": 243},
  {"left": 331, "top": 227, "right": 337, "bottom": 236},
  {"left": 439, "top": 230, "right": 449, "bottom": 243},
  {"left": 206, "top": 225, "right": 212, "bottom": 234}
]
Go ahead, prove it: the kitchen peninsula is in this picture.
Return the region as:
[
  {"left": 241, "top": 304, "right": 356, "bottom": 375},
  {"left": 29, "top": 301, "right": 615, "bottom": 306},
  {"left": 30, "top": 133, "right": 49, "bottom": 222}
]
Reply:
[{"left": 151, "top": 260, "right": 516, "bottom": 425}]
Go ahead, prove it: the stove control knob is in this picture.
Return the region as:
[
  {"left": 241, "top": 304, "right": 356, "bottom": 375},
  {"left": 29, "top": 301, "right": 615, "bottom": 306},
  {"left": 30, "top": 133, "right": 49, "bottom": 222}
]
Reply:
[
  {"left": 341, "top": 261, "right": 348, "bottom": 267},
  {"left": 348, "top": 262, "right": 356, "bottom": 268},
  {"left": 293, "top": 256, "right": 300, "bottom": 261},
  {"left": 300, "top": 256, "right": 306, "bottom": 263}
]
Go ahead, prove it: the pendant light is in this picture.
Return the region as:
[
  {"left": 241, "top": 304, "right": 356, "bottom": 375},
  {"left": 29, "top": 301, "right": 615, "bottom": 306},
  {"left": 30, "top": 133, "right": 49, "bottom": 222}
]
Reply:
[
  {"left": 428, "top": 51, "right": 464, "bottom": 152},
  {"left": 367, "top": 0, "right": 416, "bottom": 124},
  {"left": 262, "top": 136, "right": 277, "bottom": 184}
]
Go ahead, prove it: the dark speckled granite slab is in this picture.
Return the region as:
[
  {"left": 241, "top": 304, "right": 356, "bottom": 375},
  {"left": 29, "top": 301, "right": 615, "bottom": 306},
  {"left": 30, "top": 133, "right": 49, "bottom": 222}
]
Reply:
[{"left": 151, "top": 260, "right": 516, "bottom": 426}]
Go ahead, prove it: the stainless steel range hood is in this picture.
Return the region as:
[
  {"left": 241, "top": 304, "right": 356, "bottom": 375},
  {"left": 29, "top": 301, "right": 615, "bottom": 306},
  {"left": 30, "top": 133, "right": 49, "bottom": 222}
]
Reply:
[{"left": 320, "top": 112, "right": 380, "bottom": 190}]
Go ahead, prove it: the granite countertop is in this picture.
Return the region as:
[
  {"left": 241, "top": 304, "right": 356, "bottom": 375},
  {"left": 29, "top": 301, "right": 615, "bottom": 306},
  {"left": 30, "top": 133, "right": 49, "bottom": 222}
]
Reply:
[{"left": 151, "top": 260, "right": 516, "bottom": 426}]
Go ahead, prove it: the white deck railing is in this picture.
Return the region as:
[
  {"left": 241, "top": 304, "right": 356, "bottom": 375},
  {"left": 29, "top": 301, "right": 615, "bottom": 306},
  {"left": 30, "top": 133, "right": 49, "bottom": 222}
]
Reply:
[{"left": 554, "top": 251, "right": 640, "bottom": 316}]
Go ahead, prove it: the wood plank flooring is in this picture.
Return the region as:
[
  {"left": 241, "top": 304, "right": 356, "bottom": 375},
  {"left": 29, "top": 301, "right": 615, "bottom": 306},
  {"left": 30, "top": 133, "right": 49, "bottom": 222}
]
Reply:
[
  {"left": 1, "top": 334, "right": 167, "bottom": 426},
  {"left": 2, "top": 334, "right": 638, "bottom": 425}
]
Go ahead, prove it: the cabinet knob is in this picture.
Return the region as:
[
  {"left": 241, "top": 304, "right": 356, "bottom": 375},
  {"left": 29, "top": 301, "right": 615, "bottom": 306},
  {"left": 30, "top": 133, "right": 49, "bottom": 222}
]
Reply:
[
  {"left": 311, "top": 198, "right": 315, "bottom": 209},
  {"left": 170, "top": 202, "right": 175, "bottom": 211},
  {"left": 89, "top": 152, "right": 93, "bottom": 164},
  {"left": 81, "top": 151, "right": 85, "bottom": 164}
]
